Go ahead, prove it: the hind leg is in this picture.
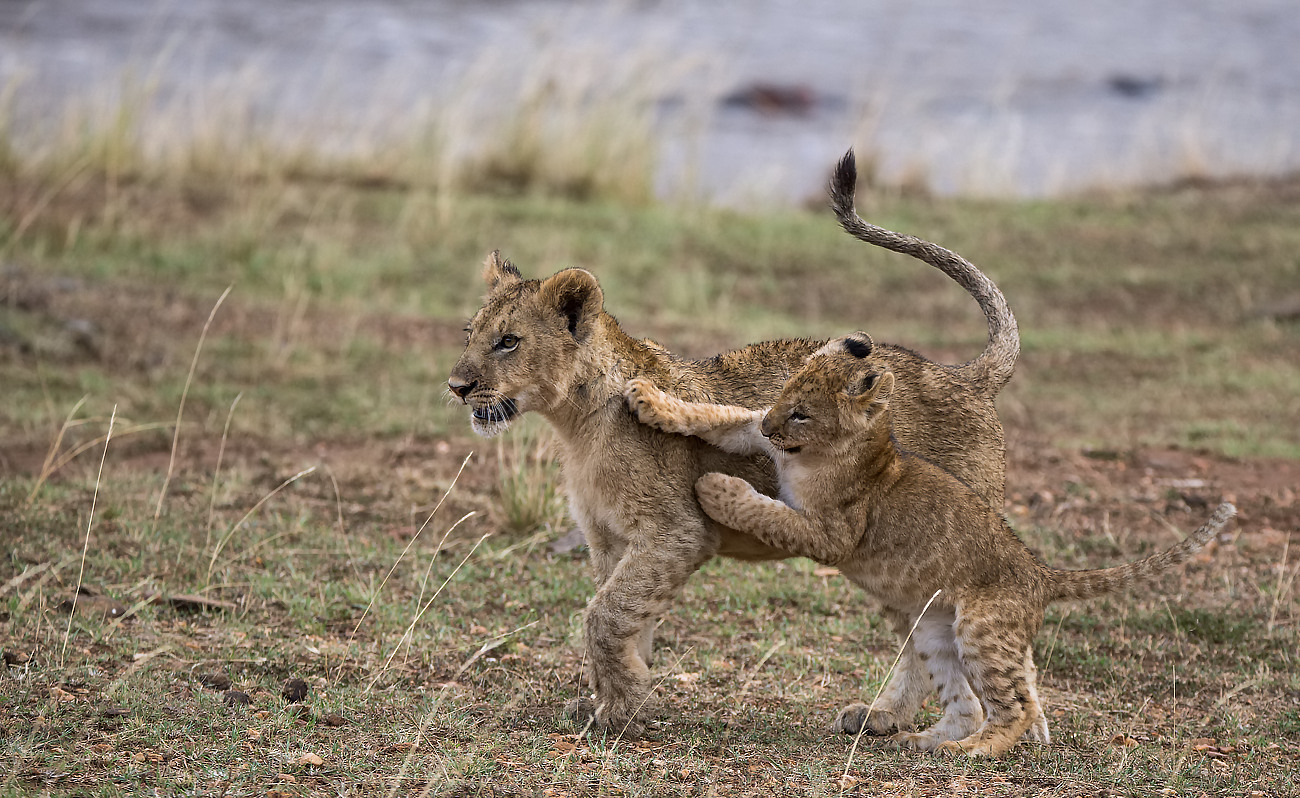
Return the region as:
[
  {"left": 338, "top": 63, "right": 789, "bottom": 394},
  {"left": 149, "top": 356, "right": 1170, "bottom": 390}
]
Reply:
[
  {"left": 832, "top": 607, "right": 931, "bottom": 736},
  {"left": 937, "top": 601, "right": 1038, "bottom": 758},
  {"left": 1020, "top": 647, "right": 1051, "bottom": 744},
  {"left": 891, "top": 608, "right": 983, "bottom": 752}
]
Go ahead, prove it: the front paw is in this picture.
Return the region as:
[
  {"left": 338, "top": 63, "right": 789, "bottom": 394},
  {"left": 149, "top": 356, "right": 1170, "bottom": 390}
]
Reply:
[
  {"left": 563, "top": 695, "right": 650, "bottom": 739},
  {"left": 562, "top": 696, "right": 597, "bottom": 731},
  {"left": 694, "top": 473, "right": 753, "bottom": 524},
  {"left": 623, "top": 378, "right": 670, "bottom": 429},
  {"left": 831, "top": 702, "right": 912, "bottom": 736}
]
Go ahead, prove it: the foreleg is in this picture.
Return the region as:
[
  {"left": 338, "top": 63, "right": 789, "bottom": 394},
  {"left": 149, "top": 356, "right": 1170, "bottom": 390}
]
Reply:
[
  {"left": 624, "top": 378, "right": 770, "bottom": 456},
  {"left": 695, "top": 473, "right": 857, "bottom": 563},
  {"left": 578, "top": 534, "right": 712, "bottom": 737},
  {"left": 832, "top": 606, "right": 932, "bottom": 736}
]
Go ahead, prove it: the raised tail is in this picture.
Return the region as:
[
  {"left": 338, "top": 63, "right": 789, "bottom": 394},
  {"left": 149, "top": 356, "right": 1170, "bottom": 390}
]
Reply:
[
  {"left": 829, "top": 149, "right": 1020, "bottom": 395},
  {"left": 1048, "top": 502, "right": 1236, "bottom": 603}
]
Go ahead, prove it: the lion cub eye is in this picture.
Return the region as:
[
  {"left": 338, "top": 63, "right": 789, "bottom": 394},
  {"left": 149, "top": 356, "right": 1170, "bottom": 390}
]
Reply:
[
  {"left": 496, "top": 334, "right": 520, "bottom": 352},
  {"left": 788, "top": 410, "right": 810, "bottom": 423}
]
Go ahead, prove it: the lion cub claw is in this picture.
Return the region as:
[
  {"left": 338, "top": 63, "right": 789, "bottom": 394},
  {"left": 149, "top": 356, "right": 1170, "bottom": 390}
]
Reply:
[
  {"left": 561, "top": 696, "right": 648, "bottom": 739},
  {"left": 623, "top": 377, "right": 671, "bottom": 430},
  {"left": 831, "top": 702, "right": 911, "bottom": 736}
]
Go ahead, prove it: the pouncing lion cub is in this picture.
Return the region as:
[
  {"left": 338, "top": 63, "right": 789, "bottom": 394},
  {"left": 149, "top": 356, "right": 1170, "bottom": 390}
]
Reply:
[
  {"left": 623, "top": 331, "right": 1235, "bottom": 757},
  {"left": 448, "top": 151, "right": 1021, "bottom": 737}
]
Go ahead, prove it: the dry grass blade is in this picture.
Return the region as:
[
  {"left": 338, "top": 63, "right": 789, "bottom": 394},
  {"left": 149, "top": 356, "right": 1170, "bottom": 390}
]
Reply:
[
  {"left": 351, "top": 453, "right": 473, "bottom": 639},
  {"left": 103, "top": 645, "right": 172, "bottom": 698},
  {"left": 60, "top": 404, "right": 116, "bottom": 667},
  {"left": 154, "top": 284, "right": 232, "bottom": 520},
  {"left": 454, "top": 620, "right": 540, "bottom": 679},
  {"left": 26, "top": 395, "right": 87, "bottom": 504},
  {"left": 365, "top": 519, "right": 483, "bottom": 694},
  {"left": 204, "top": 465, "right": 317, "bottom": 587},
  {"left": 1267, "top": 538, "right": 1296, "bottom": 633},
  {"left": 30, "top": 421, "right": 170, "bottom": 504},
  {"left": 0, "top": 561, "right": 53, "bottom": 598},
  {"left": 203, "top": 391, "right": 243, "bottom": 551}
]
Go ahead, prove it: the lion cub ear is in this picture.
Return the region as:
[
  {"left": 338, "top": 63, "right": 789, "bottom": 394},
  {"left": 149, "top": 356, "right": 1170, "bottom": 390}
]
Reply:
[
  {"left": 842, "top": 331, "right": 875, "bottom": 359},
  {"left": 539, "top": 268, "right": 604, "bottom": 340},
  {"left": 482, "top": 250, "right": 523, "bottom": 292},
  {"left": 850, "top": 370, "right": 895, "bottom": 411}
]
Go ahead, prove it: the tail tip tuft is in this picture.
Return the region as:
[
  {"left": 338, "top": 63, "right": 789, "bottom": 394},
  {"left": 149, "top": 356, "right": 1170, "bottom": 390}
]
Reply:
[{"left": 830, "top": 148, "right": 857, "bottom": 207}]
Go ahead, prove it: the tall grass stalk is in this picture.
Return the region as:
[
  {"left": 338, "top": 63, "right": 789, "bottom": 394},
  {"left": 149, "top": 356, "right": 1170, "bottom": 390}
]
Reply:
[
  {"left": 350, "top": 453, "right": 474, "bottom": 639},
  {"left": 203, "top": 391, "right": 243, "bottom": 551},
  {"left": 27, "top": 399, "right": 167, "bottom": 505},
  {"left": 60, "top": 404, "right": 116, "bottom": 667},
  {"left": 204, "top": 465, "right": 317, "bottom": 587},
  {"left": 27, "top": 396, "right": 88, "bottom": 505},
  {"left": 154, "top": 285, "right": 231, "bottom": 520},
  {"left": 365, "top": 520, "right": 484, "bottom": 694}
]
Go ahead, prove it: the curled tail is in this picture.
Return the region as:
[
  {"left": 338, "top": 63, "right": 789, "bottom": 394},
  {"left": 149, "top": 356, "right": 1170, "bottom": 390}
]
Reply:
[
  {"left": 829, "top": 149, "right": 1020, "bottom": 395},
  {"left": 1048, "top": 502, "right": 1236, "bottom": 603}
]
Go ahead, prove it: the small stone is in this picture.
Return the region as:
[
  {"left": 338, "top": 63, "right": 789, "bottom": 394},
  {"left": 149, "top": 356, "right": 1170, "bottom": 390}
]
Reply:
[
  {"left": 198, "top": 672, "right": 232, "bottom": 691},
  {"left": 281, "top": 678, "right": 309, "bottom": 703},
  {"left": 323, "top": 713, "right": 345, "bottom": 727},
  {"left": 3, "top": 650, "right": 30, "bottom": 667},
  {"left": 223, "top": 690, "right": 251, "bottom": 707},
  {"left": 296, "top": 753, "right": 324, "bottom": 767}
]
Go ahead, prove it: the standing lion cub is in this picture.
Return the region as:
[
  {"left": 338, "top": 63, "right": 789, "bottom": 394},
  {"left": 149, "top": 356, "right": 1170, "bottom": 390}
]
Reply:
[{"left": 624, "top": 331, "right": 1235, "bottom": 757}]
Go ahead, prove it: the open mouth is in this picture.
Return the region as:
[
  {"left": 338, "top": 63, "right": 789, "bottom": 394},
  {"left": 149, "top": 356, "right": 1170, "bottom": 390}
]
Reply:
[{"left": 471, "top": 399, "right": 520, "bottom": 425}]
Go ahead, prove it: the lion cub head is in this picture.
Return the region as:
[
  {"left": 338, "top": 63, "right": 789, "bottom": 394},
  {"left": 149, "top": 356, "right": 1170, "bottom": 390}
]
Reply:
[
  {"left": 761, "top": 332, "right": 895, "bottom": 456},
  {"left": 448, "top": 252, "right": 605, "bottom": 437}
]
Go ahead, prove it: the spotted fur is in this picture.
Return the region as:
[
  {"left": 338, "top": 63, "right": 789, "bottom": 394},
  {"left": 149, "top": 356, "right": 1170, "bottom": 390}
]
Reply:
[{"left": 625, "top": 334, "right": 1235, "bottom": 757}]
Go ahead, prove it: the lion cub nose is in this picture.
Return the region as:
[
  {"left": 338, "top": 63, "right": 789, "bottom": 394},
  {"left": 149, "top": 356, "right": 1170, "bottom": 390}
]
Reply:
[{"left": 448, "top": 377, "right": 476, "bottom": 401}]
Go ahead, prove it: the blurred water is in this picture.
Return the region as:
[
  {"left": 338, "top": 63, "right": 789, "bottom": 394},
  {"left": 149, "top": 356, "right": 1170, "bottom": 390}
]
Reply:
[{"left": 3, "top": 0, "right": 1299, "bottom": 202}]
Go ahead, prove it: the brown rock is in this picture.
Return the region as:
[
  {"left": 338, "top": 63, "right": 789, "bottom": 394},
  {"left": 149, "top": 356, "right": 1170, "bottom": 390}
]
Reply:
[
  {"left": 198, "top": 672, "right": 232, "bottom": 691},
  {"left": 3, "top": 650, "right": 30, "bottom": 667},
  {"left": 223, "top": 690, "right": 251, "bottom": 707},
  {"left": 281, "top": 678, "right": 309, "bottom": 703}
]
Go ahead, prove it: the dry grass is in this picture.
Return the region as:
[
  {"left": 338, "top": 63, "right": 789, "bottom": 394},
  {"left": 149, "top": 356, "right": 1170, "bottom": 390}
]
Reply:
[
  {"left": 0, "top": 44, "right": 665, "bottom": 210},
  {"left": 1, "top": 138, "right": 1298, "bottom": 795}
]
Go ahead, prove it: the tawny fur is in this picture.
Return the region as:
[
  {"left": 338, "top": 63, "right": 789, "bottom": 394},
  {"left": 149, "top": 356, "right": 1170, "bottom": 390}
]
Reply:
[
  {"left": 447, "top": 151, "right": 1020, "bottom": 737},
  {"left": 624, "top": 332, "right": 1236, "bottom": 757}
]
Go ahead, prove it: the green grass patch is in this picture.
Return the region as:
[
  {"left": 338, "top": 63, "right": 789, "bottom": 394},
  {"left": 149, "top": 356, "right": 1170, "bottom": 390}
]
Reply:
[{"left": 2, "top": 160, "right": 1299, "bottom": 796}]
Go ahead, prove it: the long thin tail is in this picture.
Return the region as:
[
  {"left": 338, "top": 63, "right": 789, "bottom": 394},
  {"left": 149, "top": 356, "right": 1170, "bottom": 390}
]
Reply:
[
  {"left": 1048, "top": 502, "right": 1236, "bottom": 602},
  {"left": 829, "top": 149, "right": 1020, "bottom": 394}
]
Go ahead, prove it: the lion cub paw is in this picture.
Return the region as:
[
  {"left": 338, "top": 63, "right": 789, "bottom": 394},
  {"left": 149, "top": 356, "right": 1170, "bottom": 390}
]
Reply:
[
  {"left": 694, "top": 473, "right": 755, "bottom": 525},
  {"left": 934, "top": 733, "right": 1011, "bottom": 759},
  {"left": 1023, "top": 713, "right": 1051, "bottom": 744},
  {"left": 892, "top": 730, "right": 948, "bottom": 752},
  {"left": 830, "top": 703, "right": 911, "bottom": 737},
  {"left": 623, "top": 378, "right": 675, "bottom": 430},
  {"left": 561, "top": 695, "right": 647, "bottom": 739},
  {"left": 562, "top": 696, "right": 597, "bottom": 730}
]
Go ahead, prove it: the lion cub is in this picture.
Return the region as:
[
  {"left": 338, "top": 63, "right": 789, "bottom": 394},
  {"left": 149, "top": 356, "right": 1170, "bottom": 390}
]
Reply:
[{"left": 624, "top": 332, "right": 1235, "bottom": 758}]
